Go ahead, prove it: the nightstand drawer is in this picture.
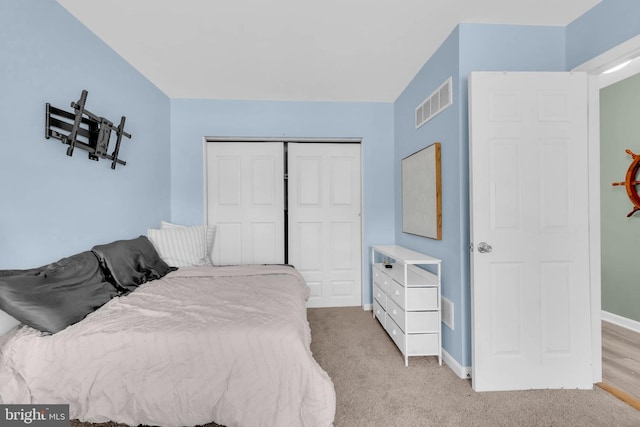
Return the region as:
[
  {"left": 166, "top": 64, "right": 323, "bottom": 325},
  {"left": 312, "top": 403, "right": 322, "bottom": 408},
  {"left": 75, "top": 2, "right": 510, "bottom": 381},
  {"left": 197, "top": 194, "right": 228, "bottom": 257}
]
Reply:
[
  {"left": 385, "top": 315, "right": 439, "bottom": 357},
  {"left": 387, "top": 280, "right": 438, "bottom": 311},
  {"left": 372, "top": 264, "right": 386, "bottom": 281},
  {"left": 387, "top": 298, "right": 440, "bottom": 333},
  {"left": 374, "top": 275, "right": 394, "bottom": 296},
  {"left": 386, "top": 298, "right": 406, "bottom": 331},
  {"left": 406, "top": 287, "right": 439, "bottom": 311},
  {"left": 384, "top": 315, "right": 405, "bottom": 355},
  {"left": 373, "top": 299, "right": 385, "bottom": 328},
  {"left": 386, "top": 279, "right": 405, "bottom": 308},
  {"left": 406, "top": 311, "right": 440, "bottom": 333},
  {"left": 373, "top": 283, "right": 387, "bottom": 310},
  {"left": 406, "top": 333, "right": 439, "bottom": 356}
]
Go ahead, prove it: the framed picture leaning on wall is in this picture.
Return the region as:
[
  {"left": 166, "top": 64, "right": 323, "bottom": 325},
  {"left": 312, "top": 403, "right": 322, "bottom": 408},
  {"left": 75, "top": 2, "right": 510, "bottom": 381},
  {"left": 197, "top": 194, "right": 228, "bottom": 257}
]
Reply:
[{"left": 401, "top": 142, "right": 442, "bottom": 239}]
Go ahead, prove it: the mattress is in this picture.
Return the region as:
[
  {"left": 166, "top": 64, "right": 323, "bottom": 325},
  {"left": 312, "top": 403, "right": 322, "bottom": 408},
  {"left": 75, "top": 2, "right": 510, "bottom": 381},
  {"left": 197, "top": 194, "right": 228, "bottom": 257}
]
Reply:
[{"left": 0, "top": 265, "right": 335, "bottom": 427}]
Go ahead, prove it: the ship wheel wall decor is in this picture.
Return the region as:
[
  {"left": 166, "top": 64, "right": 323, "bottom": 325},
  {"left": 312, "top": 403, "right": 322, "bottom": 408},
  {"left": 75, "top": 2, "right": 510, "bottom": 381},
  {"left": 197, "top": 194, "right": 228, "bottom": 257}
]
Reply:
[{"left": 612, "top": 149, "right": 640, "bottom": 217}]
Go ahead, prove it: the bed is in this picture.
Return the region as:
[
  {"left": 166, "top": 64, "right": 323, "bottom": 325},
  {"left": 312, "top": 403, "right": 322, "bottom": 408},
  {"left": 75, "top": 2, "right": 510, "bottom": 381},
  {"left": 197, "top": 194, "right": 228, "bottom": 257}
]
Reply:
[{"left": 0, "top": 228, "right": 336, "bottom": 427}]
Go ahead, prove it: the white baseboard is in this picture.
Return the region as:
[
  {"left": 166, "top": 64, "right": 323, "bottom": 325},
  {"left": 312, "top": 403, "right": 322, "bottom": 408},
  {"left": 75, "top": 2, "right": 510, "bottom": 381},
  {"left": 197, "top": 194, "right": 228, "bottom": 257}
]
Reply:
[
  {"left": 602, "top": 310, "right": 640, "bottom": 333},
  {"left": 362, "top": 304, "right": 372, "bottom": 311},
  {"left": 443, "top": 349, "right": 472, "bottom": 379}
]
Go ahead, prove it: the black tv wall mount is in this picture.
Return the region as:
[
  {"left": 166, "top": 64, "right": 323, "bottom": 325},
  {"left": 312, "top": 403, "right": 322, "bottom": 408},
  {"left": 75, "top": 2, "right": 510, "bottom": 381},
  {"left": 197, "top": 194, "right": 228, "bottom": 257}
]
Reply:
[{"left": 45, "top": 90, "right": 131, "bottom": 169}]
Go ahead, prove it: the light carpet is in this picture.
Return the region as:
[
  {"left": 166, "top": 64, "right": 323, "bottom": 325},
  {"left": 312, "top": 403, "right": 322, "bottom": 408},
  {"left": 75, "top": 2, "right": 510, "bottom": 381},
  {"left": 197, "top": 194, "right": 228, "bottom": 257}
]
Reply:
[{"left": 308, "top": 306, "right": 640, "bottom": 427}]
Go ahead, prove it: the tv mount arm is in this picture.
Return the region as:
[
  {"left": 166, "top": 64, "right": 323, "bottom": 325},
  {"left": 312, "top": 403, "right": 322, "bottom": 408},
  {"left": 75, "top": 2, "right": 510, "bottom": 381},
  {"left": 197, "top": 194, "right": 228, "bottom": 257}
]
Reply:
[{"left": 45, "top": 90, "right": 131, "bottom": 169}]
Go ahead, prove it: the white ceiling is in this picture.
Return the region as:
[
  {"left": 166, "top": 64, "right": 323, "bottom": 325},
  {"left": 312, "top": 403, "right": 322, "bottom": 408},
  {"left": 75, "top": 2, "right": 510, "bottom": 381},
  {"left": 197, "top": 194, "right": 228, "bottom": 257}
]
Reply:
[{"left": 56, "top": 0, "right": 601, "bottom": 102}]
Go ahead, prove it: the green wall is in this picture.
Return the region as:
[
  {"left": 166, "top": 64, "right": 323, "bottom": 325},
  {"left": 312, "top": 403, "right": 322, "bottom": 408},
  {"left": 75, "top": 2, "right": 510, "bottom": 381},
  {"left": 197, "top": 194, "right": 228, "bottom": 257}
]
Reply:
[{"left": 600, "top": 73, "right": 640, "bottom": 321}]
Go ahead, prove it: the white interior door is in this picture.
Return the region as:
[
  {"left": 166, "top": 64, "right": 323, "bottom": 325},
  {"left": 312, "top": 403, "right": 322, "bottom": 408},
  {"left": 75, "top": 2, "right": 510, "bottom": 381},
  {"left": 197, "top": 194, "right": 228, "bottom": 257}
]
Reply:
[
  {"left": 206, "top": 142, "right": 284, "bottom": 265},
  {"left": 288, "top": 143, "right": 362, "bottom": 307},
  {"left": 469, "top": 72, "right": 593, "bottom": 391}
]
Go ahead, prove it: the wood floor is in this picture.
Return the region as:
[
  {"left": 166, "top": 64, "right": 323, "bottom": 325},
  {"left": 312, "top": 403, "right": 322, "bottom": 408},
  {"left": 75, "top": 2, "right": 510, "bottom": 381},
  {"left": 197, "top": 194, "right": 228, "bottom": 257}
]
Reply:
[{"left": 602, "top": 320, "right": 640, "bottom": 406}]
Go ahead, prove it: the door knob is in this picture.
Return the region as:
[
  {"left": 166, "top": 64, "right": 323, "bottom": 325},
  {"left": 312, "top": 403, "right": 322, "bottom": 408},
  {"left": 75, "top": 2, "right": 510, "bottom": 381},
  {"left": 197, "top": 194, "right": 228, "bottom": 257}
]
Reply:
[{"left": 477, "top": 242, "right": 493, "bottom": 253}]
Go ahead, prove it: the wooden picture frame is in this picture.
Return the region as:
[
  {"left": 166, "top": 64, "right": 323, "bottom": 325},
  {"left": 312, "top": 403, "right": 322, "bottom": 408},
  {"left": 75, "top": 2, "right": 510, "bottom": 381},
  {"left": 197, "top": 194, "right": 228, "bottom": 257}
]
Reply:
[{"left": 402, "top": 142, "right": 442, "bottom": 239}]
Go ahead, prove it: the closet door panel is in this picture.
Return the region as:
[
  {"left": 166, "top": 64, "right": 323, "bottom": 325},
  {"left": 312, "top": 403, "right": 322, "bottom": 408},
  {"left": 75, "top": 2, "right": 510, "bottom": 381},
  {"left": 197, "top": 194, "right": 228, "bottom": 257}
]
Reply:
[
  {"left": 206, "top": 142, "right": 284, "bottom": 265},
  {"left": 215, "top": 222, "right": 243, "bottom": 265},
  {"left": 288, "top": 143, "right": 362, "bottom": 307}
]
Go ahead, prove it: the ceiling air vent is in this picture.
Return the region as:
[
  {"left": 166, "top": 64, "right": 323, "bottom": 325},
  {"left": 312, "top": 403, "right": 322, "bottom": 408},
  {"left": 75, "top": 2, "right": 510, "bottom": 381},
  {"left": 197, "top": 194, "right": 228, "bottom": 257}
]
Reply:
[{"left": 415, "top": 77, "right": 452, "bottom": 129}]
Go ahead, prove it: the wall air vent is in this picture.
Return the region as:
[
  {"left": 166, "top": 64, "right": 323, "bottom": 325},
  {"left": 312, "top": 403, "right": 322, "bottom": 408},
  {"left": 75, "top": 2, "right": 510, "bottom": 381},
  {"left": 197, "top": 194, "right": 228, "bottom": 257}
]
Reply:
[
  {"left": 415, "top": 77, "right": 452, "bottom": 129},
  {"left": 441, "top": 295, "right": 454, "bottom": 330}
]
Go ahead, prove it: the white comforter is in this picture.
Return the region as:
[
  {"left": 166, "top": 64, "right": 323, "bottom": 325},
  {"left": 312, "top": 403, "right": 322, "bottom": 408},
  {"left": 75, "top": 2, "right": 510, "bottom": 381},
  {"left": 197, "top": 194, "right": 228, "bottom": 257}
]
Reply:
[{"left": 0, "top": 265, "right": 335, "bottom": 427}]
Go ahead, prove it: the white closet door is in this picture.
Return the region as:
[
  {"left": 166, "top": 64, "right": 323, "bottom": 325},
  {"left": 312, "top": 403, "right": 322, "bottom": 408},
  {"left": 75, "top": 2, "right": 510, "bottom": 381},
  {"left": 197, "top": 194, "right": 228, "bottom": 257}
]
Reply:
[
  {"left": 206, "top": 142, "right": 284, "bottom": 265},
  {"left": 288, "top": 143, "right": 362, "bottom": 307}
]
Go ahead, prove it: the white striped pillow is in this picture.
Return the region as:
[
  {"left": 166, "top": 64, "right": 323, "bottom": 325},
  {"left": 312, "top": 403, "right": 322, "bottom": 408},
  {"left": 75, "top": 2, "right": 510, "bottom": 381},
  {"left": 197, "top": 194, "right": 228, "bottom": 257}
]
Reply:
[
  {"left": 147, "top": 225, "right": 206, "bottom": 267},
  {"left": 160, "top": 221, "right": 216, "bottom": 265}
]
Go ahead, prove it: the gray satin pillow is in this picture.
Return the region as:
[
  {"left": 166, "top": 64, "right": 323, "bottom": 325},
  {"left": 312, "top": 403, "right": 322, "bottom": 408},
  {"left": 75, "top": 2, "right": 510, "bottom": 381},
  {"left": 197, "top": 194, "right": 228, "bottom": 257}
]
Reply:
[
  {"left": 91, "top": 236, "right": 177, "bottom": 293},
  {"left": 0, "top": 251, "right": 118, "bottom": 334}
]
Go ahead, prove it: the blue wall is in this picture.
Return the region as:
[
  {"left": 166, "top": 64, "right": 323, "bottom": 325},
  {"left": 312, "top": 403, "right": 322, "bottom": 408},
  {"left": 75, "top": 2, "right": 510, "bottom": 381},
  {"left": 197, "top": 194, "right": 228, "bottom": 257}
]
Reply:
[
  {"left": 566, "top": 0, "right": 640, "bottom": 70},
  {"left": 394, "top": 28, "right": 464, "bottom": 365},
  {"left": 0, "top": 3, "right": 171, "bottom": 267},
  {"left": 394, "top": 24, "right": 568, "bottom": 367},
  {"left": 170, "top": 99, "right": 396, "bottom": 304}
]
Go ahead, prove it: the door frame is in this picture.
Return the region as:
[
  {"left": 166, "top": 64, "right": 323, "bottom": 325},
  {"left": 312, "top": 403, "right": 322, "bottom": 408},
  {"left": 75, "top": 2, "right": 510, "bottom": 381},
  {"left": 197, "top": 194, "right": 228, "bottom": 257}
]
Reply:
[
  {"left": 572, "top": 33, "right": 640, "bottom": 384},
  {"left": 201, "top": 136, "right": 365, "bottom": 307}
]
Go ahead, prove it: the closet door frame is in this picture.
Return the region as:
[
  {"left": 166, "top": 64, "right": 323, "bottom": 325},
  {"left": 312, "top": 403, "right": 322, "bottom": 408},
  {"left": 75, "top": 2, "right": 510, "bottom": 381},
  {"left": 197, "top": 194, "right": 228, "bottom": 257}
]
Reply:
[{"left": 203, "top": 136, "right": 364, "bottom": 308}]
